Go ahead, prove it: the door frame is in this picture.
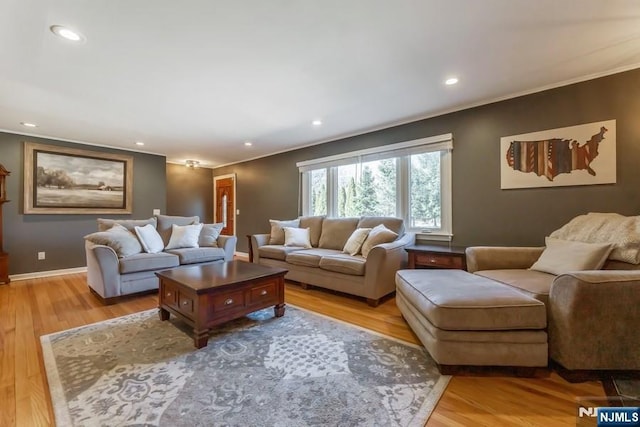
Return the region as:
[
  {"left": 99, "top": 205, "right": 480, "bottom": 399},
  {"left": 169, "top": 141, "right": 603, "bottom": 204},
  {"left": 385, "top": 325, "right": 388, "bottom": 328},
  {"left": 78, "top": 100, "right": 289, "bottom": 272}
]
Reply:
[{"left": 213, "top": 173, "right": 237, "bottom": 236}]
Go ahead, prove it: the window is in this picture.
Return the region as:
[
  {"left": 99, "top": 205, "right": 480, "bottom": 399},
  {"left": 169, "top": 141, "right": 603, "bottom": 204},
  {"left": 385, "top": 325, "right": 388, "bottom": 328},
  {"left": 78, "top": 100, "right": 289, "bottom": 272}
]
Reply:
[{"left": 299, "top": 134, "right": 453, "bottom": 239}]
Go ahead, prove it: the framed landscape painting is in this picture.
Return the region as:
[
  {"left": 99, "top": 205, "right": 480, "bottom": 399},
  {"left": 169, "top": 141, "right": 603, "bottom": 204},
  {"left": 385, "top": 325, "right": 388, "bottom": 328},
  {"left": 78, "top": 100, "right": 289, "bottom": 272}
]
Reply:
[{"left": 24, "top": 142, "right": 133, "bottom": 214}]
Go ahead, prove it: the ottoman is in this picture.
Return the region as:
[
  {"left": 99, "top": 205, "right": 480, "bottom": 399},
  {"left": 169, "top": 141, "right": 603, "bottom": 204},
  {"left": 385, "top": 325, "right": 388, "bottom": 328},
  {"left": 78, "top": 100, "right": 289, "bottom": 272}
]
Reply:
[{"left": 396, "top": 269, "right": 548, "bottom": 370}]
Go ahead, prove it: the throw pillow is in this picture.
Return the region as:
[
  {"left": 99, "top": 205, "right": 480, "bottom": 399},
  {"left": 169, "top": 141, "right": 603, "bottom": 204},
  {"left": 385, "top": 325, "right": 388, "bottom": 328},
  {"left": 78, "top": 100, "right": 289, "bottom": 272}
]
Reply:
[
  {"left": 199, "top": 223, "right": 224, "bottom": 247},
  {"left": 529, "top": 237, "right": 614, "bottom": 275},
  {"left": 361, "top": 224, "right": 398, "bottom": 258},
  {"left": 342, "top": 228, "right": 372, "bottom": 256},
  {"left": 97, "top": 217, "right": 157, "bottom": 232},
  {"left": 165, "top": 223, "right": 204, "bottom": 250},
  {"left": 84, "top": 224, "right": 142, "bottom": 258},
  {"left": 134, "top": 224, "right": 165, "bottom": 254},
  {"left": 269, "top": 219, "right": 300, "bottom": 245},
  {"left": 156, "top": 215, "right": 200, "bottom": 247},
  {"left": 283, "top": 227, "right": 312, "bottom": 248}
]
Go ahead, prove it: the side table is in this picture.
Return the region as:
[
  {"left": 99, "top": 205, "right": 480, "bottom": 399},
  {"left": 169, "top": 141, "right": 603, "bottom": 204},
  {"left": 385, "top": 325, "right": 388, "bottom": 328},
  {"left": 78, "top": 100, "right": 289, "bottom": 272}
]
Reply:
[{"left": 404, "top": 244, "right": 467, "bottom": 270}]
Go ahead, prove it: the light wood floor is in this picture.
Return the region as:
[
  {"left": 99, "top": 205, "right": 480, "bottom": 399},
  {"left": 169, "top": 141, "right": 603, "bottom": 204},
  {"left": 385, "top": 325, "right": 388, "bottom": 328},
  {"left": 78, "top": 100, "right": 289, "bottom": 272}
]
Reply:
[{"left": 0, "top": 273, "right": 603, "bottom": 427}]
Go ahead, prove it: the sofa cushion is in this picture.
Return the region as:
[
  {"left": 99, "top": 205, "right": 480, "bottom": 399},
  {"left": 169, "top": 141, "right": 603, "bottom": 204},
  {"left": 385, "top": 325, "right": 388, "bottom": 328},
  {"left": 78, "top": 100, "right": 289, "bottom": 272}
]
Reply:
[
  {"left": 98, "top": 217, "right": 157, "bottom": 232},
  {"left": 299, "top": 215, "right": 325, "bottom": 247},
  {"left": 259, "top": 245, "right": 306, "bottom": 261},
  {"left": 156, "top": 215, "right": 200, "bottom": 246},
  {"left": 134, "top": 224, "right": 165, "bottom": 253},
  {"left": 396, "top": 269, "right": 546, "bottom": 331},
  {"left": 165, "top": 247, "right": 225, "bottom": 265},
  {"left": 286, "top": 248, "right": 342, "bottom": 267},
  {"left": 530, "top": 237, "right": 613, "bottom": 275},
  {"left": 318, "top": 217, "right": 359, "bottom": 250},
  {"left": 199, "top": 223, "right": 224, "bottom": 247},
  {"left": 269, "top": 219, "right": 300, "bottom": 245},
  {"left": 166, "top": 223, "right": 204, "bottom": 250},
  {"left": 358, "top": 216, "right": 404, "bottom": 236},
  {"left": 319, "top": 254, "right": 366, "bottom": 276},
  {"left": 474, "top": 269, "right": 556, "bottom": 305},
  {"left": 85, "top": 224, "right": 143, "bottom": 258},
  {"left": 119, "top": 251, "right": 179, "bottom": 274},
  {"left": 284, "top": 227, "right": 312, "bottom": 248},
  {"left": 361, "top": 224, "right": 398, "bottom": 258},
  {"left": 343, "top": 228, "right": 371, "bottom": 256}
]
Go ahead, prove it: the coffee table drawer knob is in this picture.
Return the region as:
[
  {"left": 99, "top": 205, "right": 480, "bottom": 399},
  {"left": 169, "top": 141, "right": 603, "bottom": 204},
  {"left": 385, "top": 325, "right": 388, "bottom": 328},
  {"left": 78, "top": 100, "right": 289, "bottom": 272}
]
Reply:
[
  {"left": 224, "top": 298, "right": 234, "bottom": 305},
  {"left": 260, "top": 290, "right": 268, "bottom": 296},
  {"left": 183, "top": 301, "right": 189, "bottom": 305},
  {"left": 166, "top": 292, "right": 172, "bottom": 297}
]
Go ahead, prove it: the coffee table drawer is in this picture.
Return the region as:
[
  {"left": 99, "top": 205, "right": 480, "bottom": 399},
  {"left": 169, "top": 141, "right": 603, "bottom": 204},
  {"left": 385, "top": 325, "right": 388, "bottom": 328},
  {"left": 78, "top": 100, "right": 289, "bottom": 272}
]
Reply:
[
  {"left": 212, "top": 290, "right": 245, "bottom": 312},
  {"left": 249, "top": 283, "right": 277, "bottom": 305},
  {"left": 162, "top": 282, "right": 179, "bottom": 308},
  {"left": 178, "top": 294, "right": 194, "bottom": 315}
]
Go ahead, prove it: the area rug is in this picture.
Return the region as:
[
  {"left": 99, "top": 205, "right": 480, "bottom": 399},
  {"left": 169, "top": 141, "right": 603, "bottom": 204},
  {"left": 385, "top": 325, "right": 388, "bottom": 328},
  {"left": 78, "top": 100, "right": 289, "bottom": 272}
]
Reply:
[{"left": 41, "top": 306, "right": 449, "bottom": 426}]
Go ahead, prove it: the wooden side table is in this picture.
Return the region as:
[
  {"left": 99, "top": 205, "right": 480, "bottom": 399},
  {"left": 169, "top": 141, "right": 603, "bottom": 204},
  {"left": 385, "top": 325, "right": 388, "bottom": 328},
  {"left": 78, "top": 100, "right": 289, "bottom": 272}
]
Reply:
[{"left": 405, "top": 244, "right": 467, "bottom": 270}]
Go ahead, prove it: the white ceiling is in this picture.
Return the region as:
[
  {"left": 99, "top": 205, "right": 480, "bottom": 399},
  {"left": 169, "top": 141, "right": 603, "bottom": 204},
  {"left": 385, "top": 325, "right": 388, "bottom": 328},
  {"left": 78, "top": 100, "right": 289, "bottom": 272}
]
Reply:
[{"left": 2, "top": 1, "right": 640, "bottom": 168}]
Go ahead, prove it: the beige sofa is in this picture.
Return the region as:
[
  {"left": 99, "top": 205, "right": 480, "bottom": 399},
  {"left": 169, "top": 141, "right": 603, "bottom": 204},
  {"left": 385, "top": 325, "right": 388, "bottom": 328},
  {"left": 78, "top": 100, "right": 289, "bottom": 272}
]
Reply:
[
  {"left": 250, "top": 216, "right": 414, "bottom": 306},
  {"left": 466, "top": 246, "right": 640, "bottom": 374},
  {"left": 85, "top": 215, "right": 237, "bottom": 303}
]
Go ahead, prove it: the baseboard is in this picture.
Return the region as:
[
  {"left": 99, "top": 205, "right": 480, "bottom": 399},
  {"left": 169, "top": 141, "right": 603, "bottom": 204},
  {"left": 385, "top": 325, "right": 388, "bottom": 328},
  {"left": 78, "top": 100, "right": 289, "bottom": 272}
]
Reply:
[{"left": 10, "top": 266, "right": 88, "bottom": 282}]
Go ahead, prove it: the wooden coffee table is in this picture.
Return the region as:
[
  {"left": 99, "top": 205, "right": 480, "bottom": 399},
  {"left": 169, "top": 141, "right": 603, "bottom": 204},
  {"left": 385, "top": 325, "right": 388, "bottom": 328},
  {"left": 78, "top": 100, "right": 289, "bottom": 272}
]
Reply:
[{"left": 156, "top": 261, "right": 288, "bottom": 348}]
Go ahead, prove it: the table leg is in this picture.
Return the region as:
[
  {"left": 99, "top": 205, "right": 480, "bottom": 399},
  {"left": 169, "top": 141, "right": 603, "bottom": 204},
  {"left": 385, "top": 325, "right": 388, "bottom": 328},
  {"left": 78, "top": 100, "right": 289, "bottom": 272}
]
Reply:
[
  {"left": 274, "top": 303, "right": 285, "bottom": 317},
  {"left": 159, "top": 307, "right": 170, "bottom": 321},
  {"left": 194, "top": 329, "right": 209, "bottom": 349}
]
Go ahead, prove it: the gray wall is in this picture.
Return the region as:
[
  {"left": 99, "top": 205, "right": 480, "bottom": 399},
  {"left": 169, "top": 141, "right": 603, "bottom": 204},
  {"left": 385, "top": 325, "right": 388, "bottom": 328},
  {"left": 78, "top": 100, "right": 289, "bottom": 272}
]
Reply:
[
  {"left": 215, "top": 68, "right": 640, "bottom": 252},
  {"left": 0, "top": 132, "right": 166, "bottom": 275},
  {"left": 166, "top": 163, "right": 213, "bottom": 223}
]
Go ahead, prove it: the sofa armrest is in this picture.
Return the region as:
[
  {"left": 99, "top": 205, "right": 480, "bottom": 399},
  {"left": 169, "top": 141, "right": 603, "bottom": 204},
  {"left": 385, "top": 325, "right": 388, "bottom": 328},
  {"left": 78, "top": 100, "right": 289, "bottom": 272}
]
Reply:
[
  {"left": 217, "top": 235, "right": 237, "bottom": 261},
  {"left": 364, "top": 232, "right": 415, "bottom": 300},
  {"left": 465, "top": 246, "right": 544, "bottom": 273},
  {"left": 85, "top": 240, "right": 122, "bottom": 299},
  {"left": 548, "top": 271, "right": 640, "bottom": 370},
  {"left": 249, "top": 234, "right": 271, "bottom": 263}
]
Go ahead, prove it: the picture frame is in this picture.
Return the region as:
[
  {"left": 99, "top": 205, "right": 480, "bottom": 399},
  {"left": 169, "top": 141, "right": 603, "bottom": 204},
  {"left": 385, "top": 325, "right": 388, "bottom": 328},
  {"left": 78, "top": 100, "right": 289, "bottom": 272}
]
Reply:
[{"left": 24, "top": 142, "right": 133, "bottom": 214}]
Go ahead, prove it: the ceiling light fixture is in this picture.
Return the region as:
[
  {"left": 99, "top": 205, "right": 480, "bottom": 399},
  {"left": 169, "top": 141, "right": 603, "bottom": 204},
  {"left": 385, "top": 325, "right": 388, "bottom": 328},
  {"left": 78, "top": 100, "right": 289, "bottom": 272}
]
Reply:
[
  {"left": 20, "top": 122, "right": 38, "bottom": 128},
  {"left": 312, "top": 119, "right": 322, "bottom": 126},
  {"left": 244, "top": 141, "right": 253, "bottom": 147},
  {"left": 135, "top": 141, "right": 145, "bottom": 146},
  {"left": 445, "top": 77, "right": 459, "bottom": 86},
  {"left": 50, "top": 25, "right": 85, "bottom": 42},
  {"left": 185, "top": 160, "right": 200, "bottom": 168}
]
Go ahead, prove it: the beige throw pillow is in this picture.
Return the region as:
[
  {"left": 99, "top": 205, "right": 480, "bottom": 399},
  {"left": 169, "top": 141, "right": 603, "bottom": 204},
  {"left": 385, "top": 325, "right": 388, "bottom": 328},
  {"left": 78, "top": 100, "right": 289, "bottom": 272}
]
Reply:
[
  {"left": 529, "top": 237, "right": 613, "bottom": 275},
  {"left": 283, "top": 227, "right": 312, "bottom": 248},
  {"left": 361, "top": 224, "right": 398, "bottom": 258},
  {"left": 269, "top": 219, "right": 300, "bottom": 245},
  {"left": 342, "top": 228, "right": 372, "bottom": 256}
]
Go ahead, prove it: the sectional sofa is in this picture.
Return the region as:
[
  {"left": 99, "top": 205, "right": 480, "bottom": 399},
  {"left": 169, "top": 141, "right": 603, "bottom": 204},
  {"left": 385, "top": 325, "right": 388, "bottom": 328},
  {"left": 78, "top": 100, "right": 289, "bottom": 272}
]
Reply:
[
  {"left": 85, "top": 215, "right": 236, "bottom": 303},
  {"left": 250, "top": 216, "right": 414, "bottom": 306}
]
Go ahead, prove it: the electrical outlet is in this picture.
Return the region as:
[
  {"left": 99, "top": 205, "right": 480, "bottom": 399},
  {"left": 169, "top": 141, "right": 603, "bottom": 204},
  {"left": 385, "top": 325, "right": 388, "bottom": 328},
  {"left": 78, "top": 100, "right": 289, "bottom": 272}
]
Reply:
[
  {"left": 38, "top": 252, "right": 46, "bottom": 260},
  {"left": 236, "top": 209, "right": 240, "bottom": 215},
  {"left": 153, "top": 209, "right": 160, "bottom": 215}
]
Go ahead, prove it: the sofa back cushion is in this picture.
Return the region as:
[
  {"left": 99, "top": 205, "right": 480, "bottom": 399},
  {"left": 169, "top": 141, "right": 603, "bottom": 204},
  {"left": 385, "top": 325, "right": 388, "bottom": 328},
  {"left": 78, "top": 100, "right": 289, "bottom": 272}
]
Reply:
[
  {"left": 299, "top": 215, "right": 325, "bottom": 247},
  {"left": 156, "top": 215, "right": 200, "bottom": 246},
  {"left": 357, "top": 216, "right": 404, "bottom": 236},
  {"left": 97, "top": 217, "right": 157, "bottom": 232},
  {"left": 318, "top": 217, "right": 359, "bottom": 250}
]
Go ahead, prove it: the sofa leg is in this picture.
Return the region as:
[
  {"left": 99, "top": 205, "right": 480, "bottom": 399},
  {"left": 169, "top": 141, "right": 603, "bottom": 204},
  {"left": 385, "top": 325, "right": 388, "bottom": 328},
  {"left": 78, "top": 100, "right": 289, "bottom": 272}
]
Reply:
[
  {"left": 437, "top": 363, "right": 548, "bottom": 378},
  {"left": 300, "top": 283, "right": 309, "bottom": 290},
  {"left": 366, "top": 298, "right": 380, "bottom": 307}
]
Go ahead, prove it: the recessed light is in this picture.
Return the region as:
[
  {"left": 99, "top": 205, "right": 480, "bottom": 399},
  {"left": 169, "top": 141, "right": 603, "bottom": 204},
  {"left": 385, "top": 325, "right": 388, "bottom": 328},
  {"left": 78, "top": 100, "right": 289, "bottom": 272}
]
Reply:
[
  {"left": 135, "top": 141, "right": 145, "bottom": 146},
  {"left": 50, "top": 25, "right": 85, "bottom": 42},
  {"left": 312, "top": 119, "right": 322, "bottom": 126},
  {"left": 20, "top": 122, "right": 38, "bottom": 128},
  {"left": 244, "top": 141, "right": 253, "bottom": 147},
  {"left": 445, "top": 77, "right": 459, "bottom": 86}
]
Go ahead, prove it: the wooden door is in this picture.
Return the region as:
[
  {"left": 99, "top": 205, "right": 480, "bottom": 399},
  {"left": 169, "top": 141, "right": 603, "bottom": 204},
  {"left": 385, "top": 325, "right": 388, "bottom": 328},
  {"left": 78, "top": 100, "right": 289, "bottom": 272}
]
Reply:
[{"left": 214, "top": 176, "right": 235, "bottom": 235}]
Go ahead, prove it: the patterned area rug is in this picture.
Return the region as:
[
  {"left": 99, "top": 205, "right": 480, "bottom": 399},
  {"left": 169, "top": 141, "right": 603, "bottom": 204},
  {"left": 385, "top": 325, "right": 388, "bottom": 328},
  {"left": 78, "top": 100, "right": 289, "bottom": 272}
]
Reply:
[{"left": 41, "top": 306, "right": 449, "bottom": 426}]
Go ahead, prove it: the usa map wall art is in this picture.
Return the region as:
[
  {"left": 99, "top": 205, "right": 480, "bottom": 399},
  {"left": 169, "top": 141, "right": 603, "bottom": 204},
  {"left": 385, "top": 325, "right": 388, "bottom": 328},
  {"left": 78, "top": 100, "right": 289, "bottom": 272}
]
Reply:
[{"left": 500, "top": 120, "right": 616, "bottom": 189}]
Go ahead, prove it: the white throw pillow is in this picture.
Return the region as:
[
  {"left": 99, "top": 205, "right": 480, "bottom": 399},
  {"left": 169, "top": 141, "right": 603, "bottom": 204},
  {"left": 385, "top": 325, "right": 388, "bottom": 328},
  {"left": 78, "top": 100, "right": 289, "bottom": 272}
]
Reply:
[
  {"left": 529, "top": 237, "right": 613, "bottom": 275},
  {"left": 343, "top": 228, "right": 372, "bottom": 256},
  {"left": 165, "top": 223, "right": 204, "bottom": 250},
  {"left": 134, "top": 224, "right": 165, "bottom": 254},
  {"left": 361, "top": 224, "right": 398, "bottom": 258},
  {"left": 199, "top": 223, "right": 224, "bottom": 247},
  {"left": 269, "top": 219, "right": 300, "bottom": 245},
  {"left": 283, "top": 227, "right": 312, "bottom": 248}
]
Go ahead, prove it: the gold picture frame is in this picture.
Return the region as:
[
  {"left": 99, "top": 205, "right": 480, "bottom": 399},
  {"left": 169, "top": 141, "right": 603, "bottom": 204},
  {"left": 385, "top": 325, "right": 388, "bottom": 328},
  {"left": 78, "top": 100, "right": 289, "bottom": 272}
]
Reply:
[{"left": 24, "top": 142, "right": 133, "bottom": 214}]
